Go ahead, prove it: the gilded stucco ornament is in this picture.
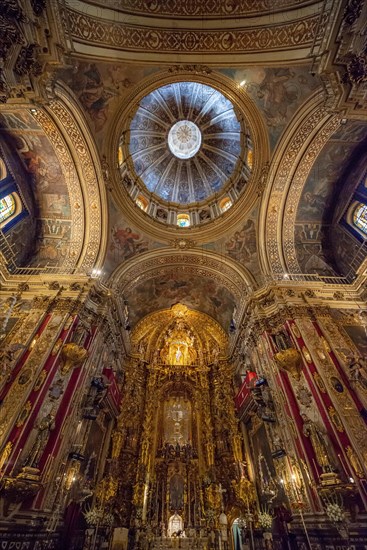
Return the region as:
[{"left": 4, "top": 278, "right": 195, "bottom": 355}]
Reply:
[
  {"left": 346, "top": 446, "right": 364, "bottom": 478},
  {"left": 60, "top": 343, "right": 88, "bottom": 376},
  {"left": 274, "top": 348, "right": 303, "bottom": 380},
  {"left": 0, "top": 471, "right": 42, "bottom": 503},
  {"left": 297, "top": 318, "right": 367, "bottom": 465},
  {"left": 15, "top": 401, "right": 31, "bottom": 427},
  {"left": 171, "top": 238, "right": 197, "bottom": 249},
  {"left": 302, "top": 346, "right": 312, "bottom": 364}
]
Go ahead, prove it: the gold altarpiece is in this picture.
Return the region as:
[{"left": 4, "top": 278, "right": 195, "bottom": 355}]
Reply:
[{"left": 115, "top": 304, "right": 255, "bottom": 541}]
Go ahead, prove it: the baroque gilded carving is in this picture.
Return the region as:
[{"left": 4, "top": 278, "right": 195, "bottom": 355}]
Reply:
[
  {"left": 87, "top": 0, "right": 317, "bottom": 17},
  {"left": 274, "top": 348, "right": 303, "bottom": 380},
  {"left": 65, "top": 7, "right": 326, "bottom": 55},
  {"left": 60, "top": 343, "right": 88, "bottom": 376},
  {"left": 296, "top": 318, "right": 367, "bottom": 470},
  {"left": 0, "top": 312, "right": 65, "bottom": 441}
]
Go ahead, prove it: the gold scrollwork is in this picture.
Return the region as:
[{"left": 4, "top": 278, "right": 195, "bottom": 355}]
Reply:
[
  {"left": 16, "top": 401, "right": 32, "bottom": 427},
  {"left": 0, "top": 442, "right": 13, "bottom": 473},
  {"left": 290, "top": 323, "right": 301, "bottom": 339},
  {"left": 316, "top": 348, "right": 326, "bottom": 361},
  {"left": 346, "top": 446, "right": 364, "bottom": 478},
  {"left": 313, "top": 372, "right": 326, "bottom": 393},
  {"left": 34, "top": 370, "right": 47, "bottom": 392},
  {"left": 320, "top": 336, "right": 331, "bottom": 353},
  {"left": 302, "top": 346, "right": 312, "bottom": 364},
  {"left": 52, "top": 338, "right": 64, "bottom": 356},
  {"left": 328, "top": 406, "right": 344, "bottom": 433}
]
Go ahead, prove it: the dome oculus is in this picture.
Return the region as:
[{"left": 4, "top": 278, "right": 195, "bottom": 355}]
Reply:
[{"left": 168, "top": 120, "right": 202, "bottom": 159}]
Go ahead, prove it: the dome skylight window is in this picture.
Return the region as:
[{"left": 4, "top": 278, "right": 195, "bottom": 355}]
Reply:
[{"left": 168, "top": 121, "right": 202, "bottom": 160}]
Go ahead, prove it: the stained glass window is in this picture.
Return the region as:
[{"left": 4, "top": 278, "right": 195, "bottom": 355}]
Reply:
[
  {"left": 136, "top": 195, "right": 148, "bottom": 212},
  {"left": 0, "top": 194, "right": 15, "bottom": 223},
  {"left": 177, "top": 214, "right": 190, "bottom": 228},
  {"left": 353, "top": 203, "right": 367, "bottom": 234},
  {"left": 220, "top": 197, "right": 232, "bottom": 213},
  {"left": 247, "top": 149, "right": 253, "bottom": 169}
]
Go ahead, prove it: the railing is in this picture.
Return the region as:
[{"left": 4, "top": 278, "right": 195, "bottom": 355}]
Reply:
[
  {"left": 0, "top": 232, "right": 85, "bottom": 276},
  {"left": 272, "top": 272, "right": 354, "bottom": 285}
]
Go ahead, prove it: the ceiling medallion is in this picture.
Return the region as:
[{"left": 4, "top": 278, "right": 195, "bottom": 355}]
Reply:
[
  {"left": 168, "top": 120, "right": 202, "bottom": 159},
  {"left": 171, "top": 238, "right": 196, "bottom": 249}
]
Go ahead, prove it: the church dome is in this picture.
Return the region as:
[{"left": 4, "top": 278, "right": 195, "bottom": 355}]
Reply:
[{"left": 129, "top": 82, "right": 242, "bottom": 205}]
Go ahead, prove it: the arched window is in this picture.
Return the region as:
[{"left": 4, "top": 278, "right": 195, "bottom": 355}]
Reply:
[
  {"left": 247, "top": 149, "right": 253, "bottom": 170},
  {"left": 177, "top": 213, "right": 190, "bottom": 228},
  {"left": 136, "top": 194, "right": 149, "bottom": 212},
  {"left": 219, "top": 197, "right": 232, "bottom": 213},
  {"left": 353, "top": 203, "right": 367, "bottom": 235},
  {"left": 0, "top": 194, "right": 16, "bottom": 223}
]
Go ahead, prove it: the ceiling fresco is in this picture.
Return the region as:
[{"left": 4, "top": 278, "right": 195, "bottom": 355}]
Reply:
[
  {"left": 103, "top": 199, "right": 163, "bottom": 275},
  {"left": 221, "top": 66, "right": 321, "bottom": 149},
  {"left": 0, "top": 110, "right": 72, "bottom": 268},
  {"left": 128, "top": 81, "right": 243, "bottom": 204},
  {"left": 211, "top": 206, "right": 263, "bottom": 284},
  {"left": 124, "top": 271, "right": 236, "bottom": 330},
  {"left": 56, "top": 61, "right": 158, "bottom": 136},
  {"left": 57, "top": 60, "right": 320, "bottom": 155},
  {"left": 294, "top": 121, "right": 367, "bottom": 275},
  {"left": 104, "top": 195, "right": 262, "bottom": 283}
]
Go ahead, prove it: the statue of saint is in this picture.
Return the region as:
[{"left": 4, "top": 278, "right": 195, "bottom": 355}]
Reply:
[
  {"left": 175, "top": 347, "right": 183, "bottom": 364},
  {"left": 24, "top": 412, "right": 55, "bottom": 468},
  {"left": 301, "top": 414, "right": 333, "bottom": 471},
  {"left": 349, "top": 355, "right": 367, "bottom": 388}
]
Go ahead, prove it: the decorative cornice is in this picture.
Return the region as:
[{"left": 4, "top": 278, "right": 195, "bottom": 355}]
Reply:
[
  {"left": 76, "top": 0, "right": 320, "bottom": 19},
  {"left": 64, "top": 4, "right": 327, "bottom": 60}
]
